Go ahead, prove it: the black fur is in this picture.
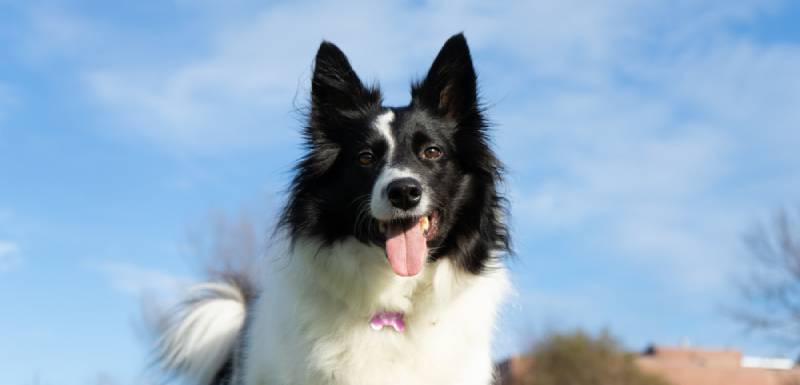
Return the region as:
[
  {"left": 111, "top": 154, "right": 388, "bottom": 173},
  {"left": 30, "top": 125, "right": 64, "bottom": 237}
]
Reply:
[{"left": 279, "top": 33, "right": 510, "bottom": 274}]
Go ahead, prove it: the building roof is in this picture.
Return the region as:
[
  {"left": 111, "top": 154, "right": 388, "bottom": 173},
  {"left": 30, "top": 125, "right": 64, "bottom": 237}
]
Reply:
[
  {"left": 636, "top": 345, "right": 800, "bottom": 385},
  {"left": 495, "top": 345, "right": 800, "bottom": 385}
]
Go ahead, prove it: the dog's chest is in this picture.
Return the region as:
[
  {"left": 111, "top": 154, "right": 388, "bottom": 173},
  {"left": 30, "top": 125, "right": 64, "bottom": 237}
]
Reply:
[
  {"left": 301, "top": 300, "right": 488, "bottom": 385},
  {"left": 242, "top": 242, "right": 507, "bottom": 385}
]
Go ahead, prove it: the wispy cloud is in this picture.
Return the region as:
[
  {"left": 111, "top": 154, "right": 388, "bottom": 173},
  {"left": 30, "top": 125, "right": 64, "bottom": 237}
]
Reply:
[
  {"left": 92, "top": 261, "right": 193, "bottom": 298},
  {"left": 80, "top": 0, "right": 444, "bottom": 152},
  {"left": 498, "top": 1, "right": 800, "bottom": 298},
  {"left": 0, "top": 240, "right": 21, "bottom": 272},
  {"left": 72, "top": 0, "right": 733, "bottom": 153},
  {"left": 26, "top": 6, "right": 97, "bottom": 54},
  {"left": 0, "top": 83, "right": 17, "bottom": 124}
]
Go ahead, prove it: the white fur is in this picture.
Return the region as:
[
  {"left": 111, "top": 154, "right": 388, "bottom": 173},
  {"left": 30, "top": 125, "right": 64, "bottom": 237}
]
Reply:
[
  {"left": 156, "top": 283, "right": 246, "bottom": 385},
  {"left": 370, "top": 167, "right": 432, "bottom": 221},
  {"left": 240, "top": 237, "right": 510, "bottom": 385},
  {"left": 156, "top": 237, "right": 509, "bottom": 385},
  {"left": 374, "top": 110, "right": 396, "bottom": 157}
]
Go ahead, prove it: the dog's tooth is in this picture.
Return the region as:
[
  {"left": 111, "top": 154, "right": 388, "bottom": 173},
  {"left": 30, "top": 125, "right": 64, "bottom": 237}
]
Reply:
[
  {"left": 420, "top": 216, "right": 430, "bottom": 232},
  {"left": 379, "top": 222, "right": 387, "bottom": 233}
]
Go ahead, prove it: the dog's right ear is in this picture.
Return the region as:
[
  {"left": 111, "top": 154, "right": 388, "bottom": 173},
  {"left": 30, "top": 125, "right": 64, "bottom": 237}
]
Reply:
[{"left": 311, "top": 41, "right": 379, "bottom": 119}]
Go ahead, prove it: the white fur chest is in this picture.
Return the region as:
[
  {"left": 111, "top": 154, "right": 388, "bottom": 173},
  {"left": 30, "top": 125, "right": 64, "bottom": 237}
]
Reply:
[{"left": 241, "top": 237, "right": 509, "bottom": 385}]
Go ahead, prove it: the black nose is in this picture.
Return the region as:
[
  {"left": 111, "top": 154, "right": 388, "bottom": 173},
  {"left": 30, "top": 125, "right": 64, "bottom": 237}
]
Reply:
[{"left": 387, "top": 178, "right": 423, "bottom": 210}]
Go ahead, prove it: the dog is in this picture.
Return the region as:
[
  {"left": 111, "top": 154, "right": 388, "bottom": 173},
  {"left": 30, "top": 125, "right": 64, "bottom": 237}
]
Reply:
[{"left": 154, "top": 33, "right": 511, "bottom": 385}]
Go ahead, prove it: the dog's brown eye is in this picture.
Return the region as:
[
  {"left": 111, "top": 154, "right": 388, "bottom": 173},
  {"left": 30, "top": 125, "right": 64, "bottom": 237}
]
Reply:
[
  {"left": 358, "top": 151, "right": 375, "bottom": 166},
  {"left": 421, "top": 146, "right": 443, "bottom": 160}
]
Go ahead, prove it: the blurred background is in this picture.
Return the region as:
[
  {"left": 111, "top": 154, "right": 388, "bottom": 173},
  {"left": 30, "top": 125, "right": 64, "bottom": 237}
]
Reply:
[{"left": 1, "top": 1, "right": 800, "bottom": 384}]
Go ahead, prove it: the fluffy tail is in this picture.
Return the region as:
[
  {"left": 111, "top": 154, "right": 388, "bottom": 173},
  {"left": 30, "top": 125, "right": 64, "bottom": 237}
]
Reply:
[{"left": 154, "top": 281, "right": 249, "bottom": 385}]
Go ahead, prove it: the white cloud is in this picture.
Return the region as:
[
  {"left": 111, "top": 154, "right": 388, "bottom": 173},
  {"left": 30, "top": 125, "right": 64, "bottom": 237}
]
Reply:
[
  {"left": 660, "top": 40, "right": 800, "bottom": 162},
  {"left": 28, "top": 7, "right": 95, "bottom": 50},
  {"left": 11, "top": 5, "right": 105, "bottom": 62},
  {"left": 486, "top": 6, "right": 800, "bottom": 310},
  {"left": 500, "top": 0, "right": 800, "bottom": 295},
  {"left": 0, "top": 83, "right": 18, "bottom": 124},
  {"left": 93, "top": 261, "right": 193, "bottom": 298},
  {"left": 17, "top": 0, "right": 792, "bottom": 155},
  {"left": 74, "top": 0, "right": 717, "bottom": 153},
  {"left": 0, "top": 240, "right": 21, "bottom": 272}
]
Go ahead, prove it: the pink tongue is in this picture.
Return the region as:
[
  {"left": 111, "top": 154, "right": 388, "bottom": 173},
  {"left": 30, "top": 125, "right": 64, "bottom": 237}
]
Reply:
[{"left": 385, "top": 221, "right": 427, "bottom": 276}]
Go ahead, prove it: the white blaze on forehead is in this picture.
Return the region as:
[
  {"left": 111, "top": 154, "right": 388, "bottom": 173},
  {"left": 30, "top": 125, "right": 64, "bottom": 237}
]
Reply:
[{"left": 373, "top": 110, "right": 395, "bottom": 157}]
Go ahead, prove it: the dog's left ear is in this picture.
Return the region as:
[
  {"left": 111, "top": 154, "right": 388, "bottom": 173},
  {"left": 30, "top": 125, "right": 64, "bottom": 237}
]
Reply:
[{"left": 413, "top": 33, "right": 478, "bottom": 121}]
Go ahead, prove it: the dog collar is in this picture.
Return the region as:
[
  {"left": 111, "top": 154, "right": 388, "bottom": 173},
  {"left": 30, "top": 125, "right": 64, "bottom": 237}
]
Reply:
[{"left": 369, "top": 311, "right": 406, "bottom": 332}]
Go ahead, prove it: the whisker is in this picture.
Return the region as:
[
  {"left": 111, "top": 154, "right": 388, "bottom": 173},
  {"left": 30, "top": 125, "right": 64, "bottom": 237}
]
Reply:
[{"left": 349, "top": 194, "right": 374, "bottom": 238}]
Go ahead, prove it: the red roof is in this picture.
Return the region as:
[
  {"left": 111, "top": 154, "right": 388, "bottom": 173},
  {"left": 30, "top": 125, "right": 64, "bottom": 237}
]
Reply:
[
  {"left": 495, "top": 346, "right": 800, "bottom": 385},
  {"left": 636, "top": 346, "right": 800, "bottom": 385}
]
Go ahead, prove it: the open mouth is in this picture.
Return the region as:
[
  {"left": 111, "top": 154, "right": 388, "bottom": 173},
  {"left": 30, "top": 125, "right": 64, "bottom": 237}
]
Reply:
[
  {"left": 377, "top": 210, "right": 440, "bottom": 241},
  {"left": 376, "top": 210, "right": 440, "bottom": 277}
]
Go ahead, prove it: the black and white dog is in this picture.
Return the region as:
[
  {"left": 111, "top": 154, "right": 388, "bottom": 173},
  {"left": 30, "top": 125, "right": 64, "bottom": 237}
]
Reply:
[{"left": 156, "top": 33, "right": 511, "bottom": 385}]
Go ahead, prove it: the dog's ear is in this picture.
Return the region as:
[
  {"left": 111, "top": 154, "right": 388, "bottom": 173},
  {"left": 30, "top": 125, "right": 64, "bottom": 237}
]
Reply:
[
  {"left": 414, "top": 33, "right": 478, "bottom": 121},
  {"left": 312, "top": 41, "right": 379, "bottom": 119}
]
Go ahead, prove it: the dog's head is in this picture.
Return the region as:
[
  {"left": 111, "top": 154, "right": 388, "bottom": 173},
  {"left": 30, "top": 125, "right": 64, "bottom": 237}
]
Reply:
[{"left": 281, "top": 33, "right": 509, "bottom": 276}]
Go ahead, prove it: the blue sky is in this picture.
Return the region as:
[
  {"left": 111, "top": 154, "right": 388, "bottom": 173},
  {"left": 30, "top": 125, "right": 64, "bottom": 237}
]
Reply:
[{"left": 2, "top": 0, "right": 800, "bottom": 384}]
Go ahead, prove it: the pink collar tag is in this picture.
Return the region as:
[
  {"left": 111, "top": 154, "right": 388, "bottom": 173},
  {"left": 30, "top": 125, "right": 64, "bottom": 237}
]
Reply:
[{"left": 369, "top": 311, "right": 406, "bottom": 332}]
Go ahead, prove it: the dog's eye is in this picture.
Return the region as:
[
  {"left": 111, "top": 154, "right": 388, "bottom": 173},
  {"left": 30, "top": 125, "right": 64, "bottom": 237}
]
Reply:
[
  {"left": 358, "top": 151, "right": 375, "bottom": 166},
  {"left": 421, "top": 146, "right": 443, "bottom": 160}
]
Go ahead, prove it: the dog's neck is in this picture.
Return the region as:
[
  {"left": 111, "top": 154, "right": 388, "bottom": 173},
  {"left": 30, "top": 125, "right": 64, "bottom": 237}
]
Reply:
[{"left": 285, "top": 236, "right": 467, "bottom": 318}]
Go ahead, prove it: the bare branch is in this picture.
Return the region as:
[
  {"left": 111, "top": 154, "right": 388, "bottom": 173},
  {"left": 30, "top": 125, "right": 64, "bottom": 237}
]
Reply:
[
  {"left": 183, "top": 209, "right": 272, "bottom": 304},
  {"left": 732, "top": 207, "right": 800, "bottom": 350}
]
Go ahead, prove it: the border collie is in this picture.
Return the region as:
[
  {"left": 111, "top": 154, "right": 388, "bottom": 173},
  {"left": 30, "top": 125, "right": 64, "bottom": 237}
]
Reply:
[{"left": 155, "top": 33, "right": 511, "bottom": 385}]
